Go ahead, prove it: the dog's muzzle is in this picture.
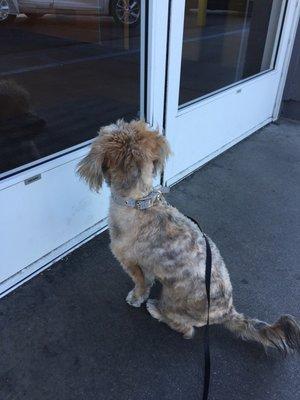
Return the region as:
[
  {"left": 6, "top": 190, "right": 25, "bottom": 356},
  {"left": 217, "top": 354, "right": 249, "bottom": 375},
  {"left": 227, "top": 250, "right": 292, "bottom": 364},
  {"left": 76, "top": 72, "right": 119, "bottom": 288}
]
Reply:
[{"left": 111, "top": 186, "right": 170, "bottom": 210}]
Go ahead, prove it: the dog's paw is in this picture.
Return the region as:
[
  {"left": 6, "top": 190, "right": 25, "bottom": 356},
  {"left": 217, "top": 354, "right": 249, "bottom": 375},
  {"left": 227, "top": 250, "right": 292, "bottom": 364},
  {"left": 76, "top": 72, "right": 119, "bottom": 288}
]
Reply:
[
  {"left": 146, "top": 299, "right": 162, "bottom": 321},
  {"left": 183, "top": 327, "right": 195, "bottom": 340},
  {"left": 126, "top": 289, "right": 147, "bottom": 308}
]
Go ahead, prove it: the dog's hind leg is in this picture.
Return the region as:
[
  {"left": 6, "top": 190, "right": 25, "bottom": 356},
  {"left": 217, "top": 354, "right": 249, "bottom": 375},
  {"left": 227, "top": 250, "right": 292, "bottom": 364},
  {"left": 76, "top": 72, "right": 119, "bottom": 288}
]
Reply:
[
  {"left": 146, "top": 299, "right": 162, "bottom": 320},
  {"left": 146, "top": 299, "right": 195, "bottom": 339}
]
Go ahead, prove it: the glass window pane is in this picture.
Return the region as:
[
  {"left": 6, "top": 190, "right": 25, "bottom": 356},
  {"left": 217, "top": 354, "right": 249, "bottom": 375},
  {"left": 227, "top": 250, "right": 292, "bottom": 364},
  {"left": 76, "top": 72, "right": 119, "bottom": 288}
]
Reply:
[
  {"left": 179, "top": 0, "right": 285, "bottom": 106},
  {"left": 0, "top": 0, "right": 143, "bottom": 176}
]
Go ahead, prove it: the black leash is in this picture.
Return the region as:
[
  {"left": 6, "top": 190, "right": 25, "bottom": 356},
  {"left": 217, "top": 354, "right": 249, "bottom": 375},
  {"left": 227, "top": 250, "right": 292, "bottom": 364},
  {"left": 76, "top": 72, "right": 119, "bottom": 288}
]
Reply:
[{"left": 186, "top": 216, "right": 212, "bottom": 400}]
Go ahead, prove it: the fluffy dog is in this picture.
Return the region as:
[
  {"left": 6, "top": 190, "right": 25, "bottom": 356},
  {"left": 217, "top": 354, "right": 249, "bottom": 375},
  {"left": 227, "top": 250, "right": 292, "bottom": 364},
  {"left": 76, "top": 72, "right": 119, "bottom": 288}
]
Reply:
[{"left": 78, "top": 119, "right": 300, "bottom": 352}]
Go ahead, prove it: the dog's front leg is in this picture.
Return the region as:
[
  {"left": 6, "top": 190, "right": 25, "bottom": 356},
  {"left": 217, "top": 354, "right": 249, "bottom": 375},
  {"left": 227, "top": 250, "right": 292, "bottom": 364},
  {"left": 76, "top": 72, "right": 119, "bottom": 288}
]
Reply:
[{"left": 121, "top": 261, "right": 152, "bottom": 307}]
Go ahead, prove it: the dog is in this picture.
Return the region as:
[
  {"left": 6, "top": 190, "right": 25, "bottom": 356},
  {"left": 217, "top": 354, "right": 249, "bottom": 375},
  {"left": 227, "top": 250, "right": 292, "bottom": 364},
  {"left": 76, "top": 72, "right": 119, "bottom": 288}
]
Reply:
[
  {"left": 0, "top": 79, "right": 45, "bottom": 139},
  {"left": 77, "top": 119, "right": 300, "bottom": 352}
]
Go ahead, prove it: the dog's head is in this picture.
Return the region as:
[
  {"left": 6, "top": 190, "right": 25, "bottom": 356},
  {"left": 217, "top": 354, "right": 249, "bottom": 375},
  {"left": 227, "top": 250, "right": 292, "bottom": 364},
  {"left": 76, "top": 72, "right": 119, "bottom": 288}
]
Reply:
[{"left": 77, "top": 119, "right": 171, "bottom": 193}]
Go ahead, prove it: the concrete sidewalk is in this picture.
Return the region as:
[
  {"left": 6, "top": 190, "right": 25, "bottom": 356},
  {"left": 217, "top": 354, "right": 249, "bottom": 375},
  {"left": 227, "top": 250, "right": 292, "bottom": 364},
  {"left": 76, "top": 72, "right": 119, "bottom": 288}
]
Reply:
[{"left": 1, "top": 118, "right": 299, "bottom": 400}]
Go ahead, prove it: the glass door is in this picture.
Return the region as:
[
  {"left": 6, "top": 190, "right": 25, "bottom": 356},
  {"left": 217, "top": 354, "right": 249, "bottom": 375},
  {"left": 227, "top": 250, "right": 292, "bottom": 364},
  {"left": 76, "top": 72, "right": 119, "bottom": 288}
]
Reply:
[
  {"left": 0, "top": 0, "right": 144, "bottom": 177},
  {"left": 0, "top": 0, "right": 147, "bottom": 294},
  {"left": 164, "top": 0, "right": 298, "bottom": 185}
]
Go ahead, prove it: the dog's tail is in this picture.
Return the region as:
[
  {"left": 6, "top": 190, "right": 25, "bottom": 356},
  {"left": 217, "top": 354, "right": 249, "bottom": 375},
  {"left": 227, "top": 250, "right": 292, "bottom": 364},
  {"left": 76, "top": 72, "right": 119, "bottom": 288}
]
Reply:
[{"left": 223, "top": 308, "right": 300, "bottom": 354}]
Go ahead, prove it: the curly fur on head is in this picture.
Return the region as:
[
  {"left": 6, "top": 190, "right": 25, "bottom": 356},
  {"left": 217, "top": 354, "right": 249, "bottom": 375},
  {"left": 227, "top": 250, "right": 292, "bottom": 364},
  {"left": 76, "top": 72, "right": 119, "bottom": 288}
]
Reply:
[{"left": 77, "top": 119, "right": 171, "bottom": 193}]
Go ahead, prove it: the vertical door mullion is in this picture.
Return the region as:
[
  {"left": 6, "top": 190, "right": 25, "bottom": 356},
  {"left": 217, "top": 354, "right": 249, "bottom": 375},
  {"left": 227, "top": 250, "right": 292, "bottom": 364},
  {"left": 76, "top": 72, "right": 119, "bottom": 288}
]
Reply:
[
  {"left": 139, "top": 0, "right": 146, "bottom": 120},
  {"left": 164, "top": 0, "right": 186, "bottom": 130},
  {"left": 146, "top": 0, "right": 170, "bottom": 130}
]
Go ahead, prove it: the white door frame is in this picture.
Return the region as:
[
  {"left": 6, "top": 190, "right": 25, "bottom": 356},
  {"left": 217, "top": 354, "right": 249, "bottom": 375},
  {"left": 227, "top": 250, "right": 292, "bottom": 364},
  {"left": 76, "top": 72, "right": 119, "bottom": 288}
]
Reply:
[{"left": 273, "top": 1, "right": 300, "bottom": 118}]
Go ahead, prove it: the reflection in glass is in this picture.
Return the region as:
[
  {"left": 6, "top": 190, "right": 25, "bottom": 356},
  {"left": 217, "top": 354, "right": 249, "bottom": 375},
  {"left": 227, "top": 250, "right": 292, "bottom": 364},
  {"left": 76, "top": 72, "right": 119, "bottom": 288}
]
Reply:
[
  {"left": 180, "top": 0, "right": 285, "bottom": 106},
  {"left": 0, "top": 0, "right": 142, "bottom": 175}
]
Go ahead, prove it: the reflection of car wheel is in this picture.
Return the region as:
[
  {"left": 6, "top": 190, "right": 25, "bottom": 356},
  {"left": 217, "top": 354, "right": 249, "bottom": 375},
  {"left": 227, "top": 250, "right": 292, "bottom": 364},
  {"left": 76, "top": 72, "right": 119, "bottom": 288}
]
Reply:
[
  {"left": 0, "top": 0, "right": 16, "bottom": 24},
  {"left": 110, "top": 0, "right": 141, "bottom": 27},
  {"left": 26, "top": 13, "right": 45, "bottom": 20}
]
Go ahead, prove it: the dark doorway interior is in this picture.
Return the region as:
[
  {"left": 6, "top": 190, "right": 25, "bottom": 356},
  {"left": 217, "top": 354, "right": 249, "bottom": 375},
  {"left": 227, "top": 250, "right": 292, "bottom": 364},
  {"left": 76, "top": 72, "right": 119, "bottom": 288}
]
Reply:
[{"left": 281, "top": 21, "right": 300, "bottom": 121}]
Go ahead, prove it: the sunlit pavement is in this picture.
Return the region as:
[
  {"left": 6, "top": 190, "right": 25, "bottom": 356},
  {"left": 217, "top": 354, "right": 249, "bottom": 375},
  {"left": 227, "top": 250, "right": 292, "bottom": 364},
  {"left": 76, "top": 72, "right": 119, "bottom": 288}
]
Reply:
[
  {"left": 0, "top": 12, "right": 244, "bottom": 75},
  {"left": 5, "top": 14, "right": 139, "bottom": 43},
  {"left": 0, "top": 15, "right": 140, "bottom": 75}
]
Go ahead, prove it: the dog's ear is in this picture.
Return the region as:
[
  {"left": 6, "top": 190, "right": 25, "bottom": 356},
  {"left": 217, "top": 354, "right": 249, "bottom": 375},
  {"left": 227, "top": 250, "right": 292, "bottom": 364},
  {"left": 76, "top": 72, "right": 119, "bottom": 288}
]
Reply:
[
  {"left": 151, "top": 131, "right": 171, "bottom": 175},
  {"left": 77, "top": 137, "right": 105, "bottom": 192},
  {"left": 77, "top": 122, "right": 126, "bottom": 191}
]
